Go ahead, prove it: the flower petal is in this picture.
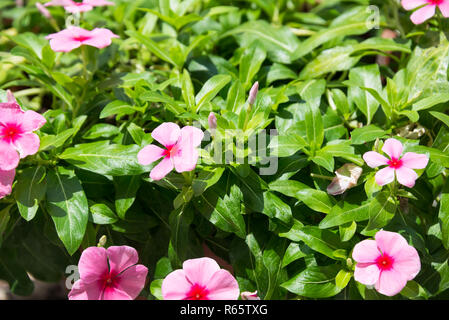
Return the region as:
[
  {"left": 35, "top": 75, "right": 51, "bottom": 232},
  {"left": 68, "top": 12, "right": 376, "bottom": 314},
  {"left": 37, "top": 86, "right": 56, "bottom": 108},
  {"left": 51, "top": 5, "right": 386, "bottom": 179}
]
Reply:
[
  {"left": 354, "top": 263, "right": 380, "bottom": 286},
  {"left": 151, "top": 122, "right": 181, "bottom": 147},
  {"left": 401, "top": 0, "right": 428, "bottom": 10},
  {"left": 375, "top": 230, "right": 409, "bottom": 257},
  {"left": 401, "top": 152, "right": 429, "bottom": 169},
  {"left": 173, "top": 147, "right": 199, "bottom": 173},
  {"left": 375, "top": 269, "right": 407, "bottom": 296},
  {"left": 137, "top": 144, "right": 164, "bottom": 166},
  {"left": 84, "top": 0, "right": 115, "bottom": 6},
  {"left": 352, "top": 239, "right": 380, "bottom": 263},
  {"left": 375, "top": 167, "right": 395, "bottom": 186},
  {"left": 21, "top": 111, "right": 47, "bottom": 132},
  {"left": 410, "top": 4, "right": 436, "bottom": 24},
  {"left": 82, "top": 28, "right": 119, "bottom": 49},
  {"left": 0, "top": 141, "right": 20, "bottom": 171},
  {"left": 205, "top": 269, "right": 240, "bottom": 300},
  {"left": 395, "top": 166, "right": 418, "bottom": 188},
  {"left": 0, "top": 169, "right": 15, "bottom": 199},
  {"left": 46, "top": 28, "right": 84, "bottom": 52},
  {"left": 65, "top": 3, "right": 93, "bottom": 12},
  {"left": 439, "top": 1, "right": 449, "bottom": 17},
  {"left": 68, "top": 279, "right": 103, "bottom": 300},
  {"left": 78, "top": 247, "right": 108, "bottom": 284},
  {"left": 162, "top": 269, "right": 193, "bottom": 300},
  {"left": 107, "top": 246, "right": 139, "bottom": 275},
  {"left": 115, "top": 264, "right": 148, "bottom": 299},
  {"left": 149, "top": 157, "right": 174, "bottom": 180},
  {"left": 382, "top": 138, "right": 403, "bottom": 160},
  {"left": 363, "top": 151, "right": 389, "bottom": 168},
  {"left": 179, "top": 126, "right": 204, "bottom": 148},
  {"left": 183, "top": 257, "right": 221, "bottom": 287},
  {"left": 13, "top": 132, "right": 40, "bottom": 158},
  {"left": 102, "top": 286, "right": 132, "bottom": 300},
  {"left": 393, "top": 245, "right": 421, "bottom": 281}
]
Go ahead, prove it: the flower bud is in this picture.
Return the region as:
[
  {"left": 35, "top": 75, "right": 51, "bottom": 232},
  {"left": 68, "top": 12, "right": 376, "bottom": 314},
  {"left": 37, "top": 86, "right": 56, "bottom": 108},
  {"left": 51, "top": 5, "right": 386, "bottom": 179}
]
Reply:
[
  {"left": 208, "top": 112, "right": 217, "bottom": 130},
  {"left": 248, "top": 81, "right": 259, "bottom": 105},
  {"left": 36, "top": 3, "right": 52, "bottom": 19},
  {"left": 327, "top": 163, "right": 363, "bottom": 195},
  {"left": 97, "top": 235, "right": 107, "bottom": 247},
  {"left": 241, "top": 291, "right": 260, "bottom": 300}
]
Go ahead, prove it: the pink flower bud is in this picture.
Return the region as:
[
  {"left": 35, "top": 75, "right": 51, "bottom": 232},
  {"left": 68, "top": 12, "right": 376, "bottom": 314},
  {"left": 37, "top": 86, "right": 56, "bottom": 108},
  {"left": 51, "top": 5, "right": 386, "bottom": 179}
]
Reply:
[
  {"left": 241, "top": 291, "right": 260, "bottom": 300},
  {"left": 36, "top": 3, "right": 52, "bottom": 19},
  {"left": 16, "top": 0, "right": 24, "bottom": 7},
  {"left": 208, "top": 112, "right": 217, "bottom": 130},
  {"left": 248, "top": 81, "right": 259, "bottom": 105},
  {"left": 327, "top": 163, "right": 363, "bottom": 196}
]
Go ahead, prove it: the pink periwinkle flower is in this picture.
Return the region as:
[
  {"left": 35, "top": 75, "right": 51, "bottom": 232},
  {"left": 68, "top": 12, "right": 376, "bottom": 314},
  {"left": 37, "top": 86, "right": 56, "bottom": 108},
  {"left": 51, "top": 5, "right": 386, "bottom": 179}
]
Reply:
[
  {"left": 68, "top": 246, "right": 148, "bottom": 300},
  {"left": 401, "top": 0, "right": 449, "bottom": 24},
  {"left": 44, "top": 0, "right": 114, "bottom": 14},
  {"left": 137, "top": 122, "right": 204, "bottom": 181},
  {"left": 46, "top": 26, "right": 119, "bottom": 53},
  {"left": 0, "top": 90, "right": 46, "bottom": 172},
  {"left": 363, "top": 138, "right": 428, "bottom": 188},
  {"left": 0, "top": 169, "right": 15, "bottom": 200},
  {"left": 352, "top": 230, "right": 420, "bottom": 297},
  {"left": 161, "top": 257, "right": 240, "bottom": 300}
]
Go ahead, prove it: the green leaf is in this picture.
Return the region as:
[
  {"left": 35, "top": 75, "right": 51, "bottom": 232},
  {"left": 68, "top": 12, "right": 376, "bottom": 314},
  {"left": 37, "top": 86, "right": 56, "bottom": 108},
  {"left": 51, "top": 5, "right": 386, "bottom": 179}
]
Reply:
[
  {"left": 348, "top": 64, "right": 382, "bottom": 124},
  {"left": 15, "top": 166, "right": 47, "bottom": 221},
  {"left": 114, "top": 175, "right": 142, "bottom": 219},
  {"left": 365, "top": 191, "right": 397, "bottom": 231},
  {"left": 82, "top": 124, "right": 120, "bottom": 140},
  {"left": 335, "top": 269, "right": 352, "bottom": 290},
  {"left": 126, "top": 30, "right": 180, "bottom": 68},
  {"left": 59, "top": 141, "right": 150, "bottom": 176},
  {"left": 269, "top": 180, "right": 334, "bottom": 214},
  {"left": 280, "top": 225, "right": 345, "bottom": 260},
  {"left": 195, "top": 74, "right": 232, "bottom": 112},
  {"left": 100, "top": 100, "right": 138, "bottom": 119},
  {"left": 319, "top": 201, "right": 370, "bottom": 229},
  {"left": 89, "top": 203, "right": 118, "bottom": 225},
  {"left": 194, "top": 185, "right": 246, "bottom": 238},
  {"left": 281, "top": 265, "right": 343, "bottom": 298},
  {"left": 439, "top": 192, "right": 449, "bottom": 249},
  {"left": 239, "top": 41, "right": 266, "bottom": 89},
  {"left": 350, "top": 125, "right": 387, "bottom": 145},
  {"left": 46, "top": 167, "right": 89, "bottom": 255},
  {"left": 430, "top": 111, "right": 449, "bottom": 128}
]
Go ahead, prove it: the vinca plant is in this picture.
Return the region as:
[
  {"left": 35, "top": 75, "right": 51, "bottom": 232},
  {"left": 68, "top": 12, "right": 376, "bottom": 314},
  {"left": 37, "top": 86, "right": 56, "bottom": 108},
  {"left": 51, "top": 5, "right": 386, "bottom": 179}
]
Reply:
[{"left": 1, "top": 0, "right": 449, "bottom": 301}]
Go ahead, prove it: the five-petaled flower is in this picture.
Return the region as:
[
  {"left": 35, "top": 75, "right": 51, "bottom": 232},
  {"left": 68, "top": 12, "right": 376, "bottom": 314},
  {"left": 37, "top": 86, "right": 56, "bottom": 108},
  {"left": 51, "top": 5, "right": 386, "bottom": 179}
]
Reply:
[
  {"left": 46, "top": 26, "right": 119, "bottom": 52},
  {"left": 0, "top": 90, "right": 46, "bottom": 172},
  {"left": 363, "top": 138, "right": 428, "bottom": 188},
  {"left": 137, "top": 122, "right": 204, "bottom": 181},
  {"left": 401, "top": 0, "right": 449, "bottom": 24},
  {"left": 44, "top": 0, "right": 114, "bottom": 13},
  {"left": 68, "top": 246, "right": 148, "bottom": 300},
  {"left": 352, "top": 230, "right": 421, "bottom": 296},
  {"left": 162, "top": 257, "right": 240, "bottom": 300}
]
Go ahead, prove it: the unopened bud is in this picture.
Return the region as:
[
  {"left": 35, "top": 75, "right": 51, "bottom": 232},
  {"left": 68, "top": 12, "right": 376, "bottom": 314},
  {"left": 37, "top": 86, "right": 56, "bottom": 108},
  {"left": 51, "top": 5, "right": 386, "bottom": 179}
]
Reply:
[
  {"left": 6, "top": 90, "right": 16, "bottom": 104},
  {"left": 16, "top": 0, "right": 23, "bottom": 7},
  {"left": 374, "top": 138, "right": 380, "bottom": 153},
  {"left": 346, "top": 258, "right": 353, "bottom": 269},
  {"left": 97, "top": 235, "right": 107, "bottom": 247},
  {"left": 36, "top": 3, "right": 52, "bottom": 19},
  {"left": 327, "top": 163, "right": 363, "bottom": 195},
  {"left": 208, "top": 112, "right": 217, "bottom": 130},
  {"left": 248, "top": 81, "right": 259, "bottom": 105},
  {"left": 241, "top": 291, "right": 260, "bottom": 300}
]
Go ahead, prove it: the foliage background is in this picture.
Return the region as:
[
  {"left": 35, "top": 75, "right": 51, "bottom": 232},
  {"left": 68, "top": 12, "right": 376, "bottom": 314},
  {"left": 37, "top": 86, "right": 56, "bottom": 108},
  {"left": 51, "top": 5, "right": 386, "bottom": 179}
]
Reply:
[{"left": 1, "top": 0, "right": 449, "bottom": 300}]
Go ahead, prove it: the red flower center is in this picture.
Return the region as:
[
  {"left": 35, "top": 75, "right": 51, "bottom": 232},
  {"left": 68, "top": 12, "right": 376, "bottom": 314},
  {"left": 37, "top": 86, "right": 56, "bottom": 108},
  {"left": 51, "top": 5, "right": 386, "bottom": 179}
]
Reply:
[
  {"left": 427, "top": 0, "right": 443, "bottom": 5},
  {"left": 376, "top": 253, "right": 394, "bottom": 271},
  {"left": 0, "top": 123, "right": 23, "bottom": 143},
  {"left": 387, "top": 157, "right": 403, "bottom": 169},
  {"left": 162, "top": 144, "right": 179, "bottom": 159},
  {"left": 72, "top": 35, "right": 91, "bottom": 42},
  {"left": 185, "top": 284, "right": 209, "bottom": 300},
  {"left": 102, "top": 273, "right": 117, "bottom": 289}
]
